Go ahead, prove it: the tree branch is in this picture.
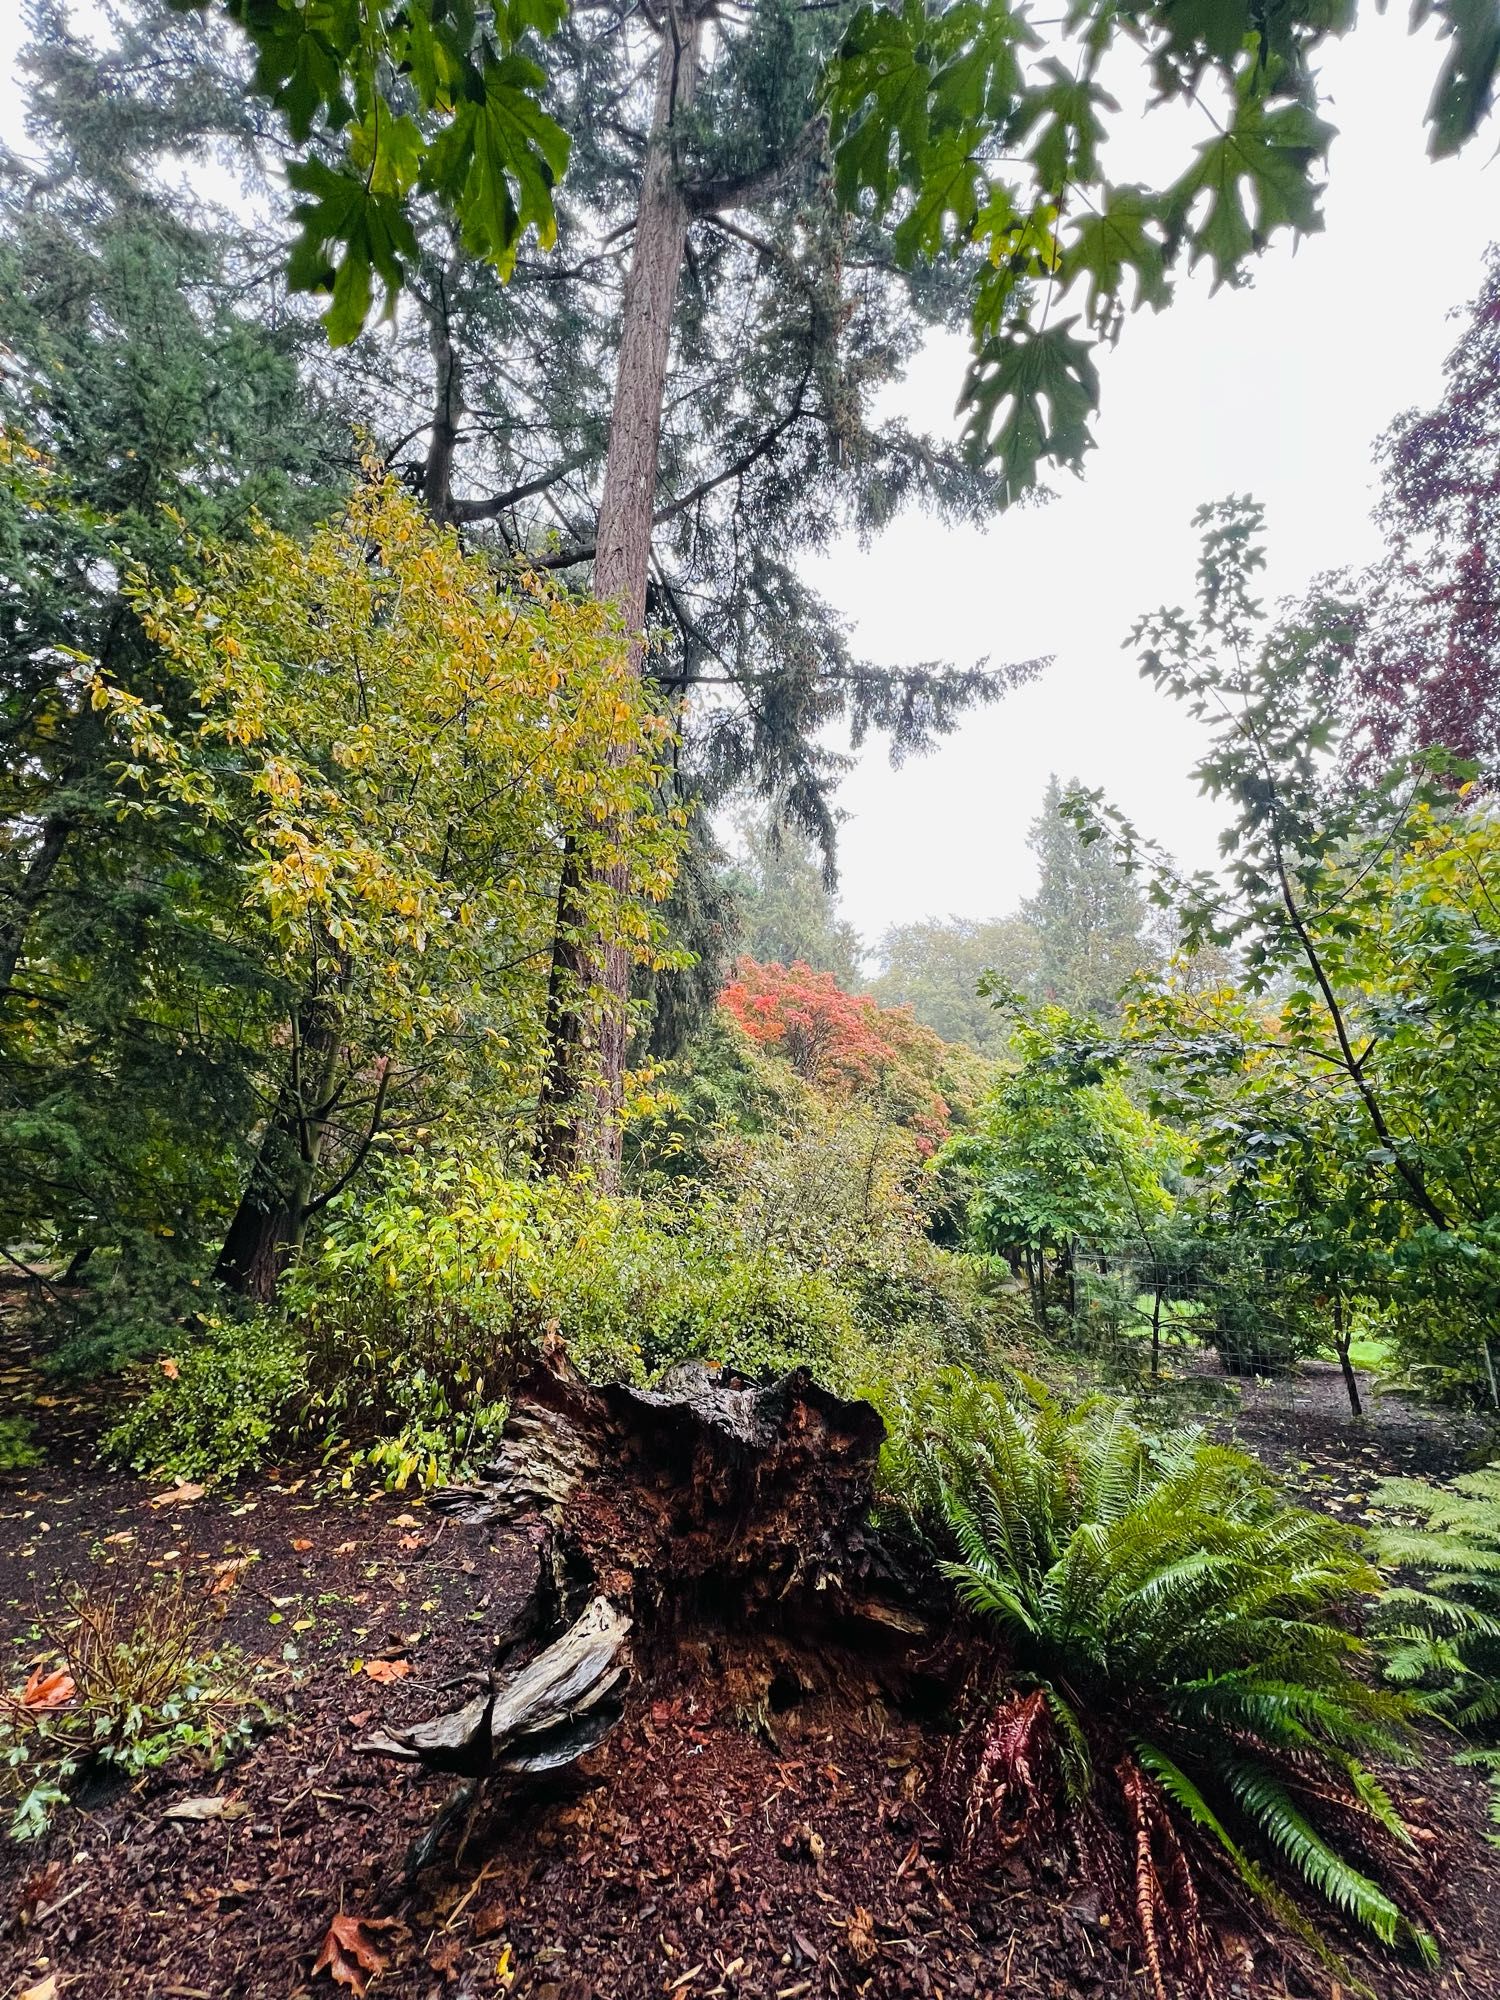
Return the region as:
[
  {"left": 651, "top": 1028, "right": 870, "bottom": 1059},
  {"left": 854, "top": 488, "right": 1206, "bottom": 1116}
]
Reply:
[{"left": 682, "top": 116, "right": 826, "bottom": 214}]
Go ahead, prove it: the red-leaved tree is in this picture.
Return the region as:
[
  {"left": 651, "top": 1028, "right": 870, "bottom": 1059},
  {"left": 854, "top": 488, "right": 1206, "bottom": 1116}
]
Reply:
[
  {"left": 719, "top": 959, "right": 951, "bottom": 1152},
  {"left": 1332, "top": 247, "right": 1500, "bottom": 781}
]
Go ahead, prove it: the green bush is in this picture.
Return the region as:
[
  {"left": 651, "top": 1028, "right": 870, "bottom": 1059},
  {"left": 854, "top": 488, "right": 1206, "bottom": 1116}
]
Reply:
[
  {"left": 101, "top": 1311, "right": 306, "bottom": 1482},
  {"left": 0, "top": 1415, "right": 41, "bottom": 1472},
  {"left": 884, "top": 1373, "right": 1433, "bottom": 1973},
  {"left": 96, "top": 1114, "right": 1023, "bottom": 1492}
]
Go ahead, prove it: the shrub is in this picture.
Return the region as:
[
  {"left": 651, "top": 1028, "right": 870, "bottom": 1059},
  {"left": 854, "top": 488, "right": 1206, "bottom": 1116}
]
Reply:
[
  {"left": 0, "top": 1576, "right": 265, "bottom": 1840},
  {"left": 100, "top": 1311, "right": 306, "bottom": 1483},
  {"left": 883, "top": 1374, "right": 1434, "bottom": 1987},
  {"left": 0, "top": 1415, "right": 41, "bottom": 1473}
]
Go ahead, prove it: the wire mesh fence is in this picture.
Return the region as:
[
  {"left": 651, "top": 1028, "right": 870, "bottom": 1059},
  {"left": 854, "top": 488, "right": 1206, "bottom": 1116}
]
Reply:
[{"left": 1069, "top": 1239, "right": 1347, "bottom": 1379}]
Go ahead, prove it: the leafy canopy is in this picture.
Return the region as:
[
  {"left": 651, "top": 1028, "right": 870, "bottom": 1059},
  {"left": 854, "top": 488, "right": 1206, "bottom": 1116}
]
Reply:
[
  {"left": 173, "top": 0, "right": 571, "bottom": 342},
  {"left": 90, "top": 474, "right": 683, "bottom": 1222}
]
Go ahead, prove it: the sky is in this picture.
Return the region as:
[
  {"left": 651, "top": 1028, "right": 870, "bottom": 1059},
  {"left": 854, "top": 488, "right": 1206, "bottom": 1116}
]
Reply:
[
  {"left": 808, "top": 9, "right": 1499, "bottom": 947},
  {"left": 2, "top": 5, "right": 1496, "bottom": 950}
]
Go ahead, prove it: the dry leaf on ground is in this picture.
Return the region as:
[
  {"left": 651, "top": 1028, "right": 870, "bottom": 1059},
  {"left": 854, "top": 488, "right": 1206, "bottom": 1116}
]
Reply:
[
  {"left": 313, "top": 1911, "right": 401, "bottom": 1994},
  {"left": 150, "top": 1481, "right": 206, "bottom": 1507},
  {"left": 163, "top": 1794, "right": 249, "bottom": 1823},
  {"left": 19, "top": 1667, "right": 75, "bottom": 1711},
  {"left": 362, "top": 1657, "right": 410, "bottom": 1685}
]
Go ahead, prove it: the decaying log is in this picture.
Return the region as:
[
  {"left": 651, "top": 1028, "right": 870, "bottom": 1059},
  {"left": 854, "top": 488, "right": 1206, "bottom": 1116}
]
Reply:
[
  {"left": 362, "top": 1354, "right": 925, "bottom": 1800},
  {"left": 356, "top": 1594, "right": 631, "bottom": 1774}
]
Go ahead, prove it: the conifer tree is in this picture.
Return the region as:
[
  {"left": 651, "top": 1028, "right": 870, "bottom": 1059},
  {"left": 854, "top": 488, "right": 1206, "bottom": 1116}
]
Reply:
[
  {"left": 0, "top": 2, "right": 351, "bottom": 1278},
  {"left": 231, "top": 0, "right": 1037, "bottom": 1170},
  {"left": 1021, "top": 776, "right": 1153, "bottom": 1022}
]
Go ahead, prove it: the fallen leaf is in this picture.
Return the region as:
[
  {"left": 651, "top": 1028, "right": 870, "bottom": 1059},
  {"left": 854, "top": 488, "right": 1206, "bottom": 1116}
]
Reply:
[
  {"left": 19, "top": 1667, "right": 75, "bottom": 1712},
  {"left": 291, "top": 1537, "right": 314, "bottom": 1552},
  {"left": 18, "top": 1860, "right": 65, "bottom": 1921},
  {"left": 390, "top": 1512, "right": 421, "bottom": 1529},
  {"left": 333, "top": 1540, "right": 357, "bottom": 1555},
  {"left": 396, "top": 1533, "right": 423, "bottom": 1552},
  {"left": 163, "top": 1795, "right": 249, "bottom": 1823},
  {"left": 313, "top": 1912, "right": 401, "bottom": 1995},
  {"left": 473, "top": 1902, "right": 508, "bottom": 1940},
  {"left": 158, "top": 1357, "right": 181, "bottom": 1380},
  {"left": 150, "top": 1481, "right": 205, "bottom": 1508},
  {"left": 426, "top": 1935, "right": 462, "bottom": 1979},
  {"left": 19, "top": 1975, "right": 58, "bottom": 2000},
  {"left": 347, "top": 1709, "right": 374, "bottom": 1729},
  {"left": 102, "top": 1530, "right": 135, "bottom": 1546},
  {"left": 363, "top": 1658, "right": 410, "bottom": 1685}
]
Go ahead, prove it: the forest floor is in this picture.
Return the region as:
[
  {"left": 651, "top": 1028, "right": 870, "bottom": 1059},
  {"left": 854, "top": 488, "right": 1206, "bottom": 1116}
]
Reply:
[{"left": 2, "top": 1294, "right": 1500, "bottom": 2000}]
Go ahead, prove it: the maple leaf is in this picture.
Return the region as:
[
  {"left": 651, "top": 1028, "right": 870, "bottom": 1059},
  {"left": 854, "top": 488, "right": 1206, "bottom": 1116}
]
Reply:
[
  {"left": 1167, "top": 73, "right": 1333, "bottom": 290},
  {"left": 959, "top": 318, "right": 1100, "bottom": 500},
  {"left": 19, "top": 1667, "right": 76, "bottom": 1712},
  {"left": 363, "top": 1657, "right": 411, "bottom": 1685},
  {"left": 313, "top": 1911, "right": 401, "bottom": 1995}
]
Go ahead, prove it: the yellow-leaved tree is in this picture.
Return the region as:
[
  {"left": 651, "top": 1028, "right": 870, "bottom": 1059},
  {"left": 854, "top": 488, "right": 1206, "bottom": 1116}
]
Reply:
[{"left": 99, "top": 476, "right": 683, "bottom": 1299}]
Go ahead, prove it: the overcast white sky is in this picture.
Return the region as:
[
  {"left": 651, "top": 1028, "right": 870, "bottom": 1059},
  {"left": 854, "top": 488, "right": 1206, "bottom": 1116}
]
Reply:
[
  {"left": 816, "top": 12, "right": 1498, "bottom": 944},
  {"left": 3, "top": 6, "right": 1495, "bottom": 947}
]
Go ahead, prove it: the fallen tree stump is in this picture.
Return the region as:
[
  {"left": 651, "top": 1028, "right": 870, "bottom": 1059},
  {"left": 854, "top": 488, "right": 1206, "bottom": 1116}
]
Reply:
[{"left": 361, "top": 1354, "right": 928, "bottom": 1794}]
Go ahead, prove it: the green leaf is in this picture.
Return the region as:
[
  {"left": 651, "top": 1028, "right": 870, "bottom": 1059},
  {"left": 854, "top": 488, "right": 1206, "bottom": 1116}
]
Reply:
[
  {"left": 1419, "top": 0, "right": 1500, "bottom": 156},
  {"left": 1167, "top": 72, "right": 1334, "bottom": 289},
  {"left": 422, "top": 53, "right": 571, "bottom": 276},
  {"left": 285, "top": 158, "right": 422, "bottom": 345},
  {"left": 1058, "top": 184, "right": 1171, "bottom": 324},
  {"left": 960, "top": 317, "right": 1099, "bottom": 495},
  {"left": 825, "top": 1, "right": 934, "bottom": 209}
]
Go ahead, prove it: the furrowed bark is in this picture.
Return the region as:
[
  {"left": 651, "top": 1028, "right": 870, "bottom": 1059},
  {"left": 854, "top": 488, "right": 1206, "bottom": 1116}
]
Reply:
[{"left": 536, "top": 2, "right": 703, "bottom": 1181}]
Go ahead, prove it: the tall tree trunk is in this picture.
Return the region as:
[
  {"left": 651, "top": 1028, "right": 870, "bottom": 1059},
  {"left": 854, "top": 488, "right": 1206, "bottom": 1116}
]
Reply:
[
  {"left": 537, "top": 2, "right": 703, "bottom": 1180},
  {"left": 214, "top": 994, "right": 343, "bottom": 1302},
  {"left": 423, "top": 254, "right": 465, "bottom": 524}
]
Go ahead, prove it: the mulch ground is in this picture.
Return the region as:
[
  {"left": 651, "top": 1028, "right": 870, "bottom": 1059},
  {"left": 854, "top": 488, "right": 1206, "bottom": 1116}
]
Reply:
[{"left": 3, "top": 1296, "right": 1500, "bottom": 2000}]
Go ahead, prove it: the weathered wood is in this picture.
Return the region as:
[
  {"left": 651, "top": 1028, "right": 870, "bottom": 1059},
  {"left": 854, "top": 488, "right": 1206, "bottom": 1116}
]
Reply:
[
  {"left": 366, "top": 1353, "right": 924, "bottom": 1804},
  {"left": 357, "top": 1596, "right": 631, "bottom": 1774}
]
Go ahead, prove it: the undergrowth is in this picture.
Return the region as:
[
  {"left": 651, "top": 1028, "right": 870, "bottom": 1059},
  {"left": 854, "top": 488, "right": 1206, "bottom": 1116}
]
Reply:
[
  {"left": 0, "top": 1575, "right": 267, "bottom": 1840},
  {"left": 882, "top": 1373, "right": 1436, "bottom": 1993},
  {"left": 1372, "top": 1463, "right": 1500, "bottom": 1836}
]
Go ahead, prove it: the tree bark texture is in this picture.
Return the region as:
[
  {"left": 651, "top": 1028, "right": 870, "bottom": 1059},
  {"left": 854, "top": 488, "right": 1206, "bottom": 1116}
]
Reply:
[{"left": 536, "top": 4, "right": 703, "bottom": 1181}]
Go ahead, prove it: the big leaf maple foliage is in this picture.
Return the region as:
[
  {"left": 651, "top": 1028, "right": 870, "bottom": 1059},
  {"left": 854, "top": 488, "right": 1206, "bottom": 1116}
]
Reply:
[
  {"left": 720, "top": 958, "right": 952, "bottom": 1150},
  {"left": 823, "top": 0, "right": 1500, "bottom": 495},
  {"left": 196, "top": 0, "right": 1500, "bottom": 498},
  {"left": 173, "top": 0, "right": 571, "bottom": 344}
]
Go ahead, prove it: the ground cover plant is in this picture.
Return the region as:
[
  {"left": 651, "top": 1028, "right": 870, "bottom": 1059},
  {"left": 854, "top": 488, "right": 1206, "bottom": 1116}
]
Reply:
[
  {"left": 1373, "top": 1463, "right": 1500, "bottom": 1832},
  {"left": 881, "top": 1373, "right": 1438, "bottom": 1991},
  {"left": 1, "top": 1576, "right": 264, "bottom": 1841}
]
